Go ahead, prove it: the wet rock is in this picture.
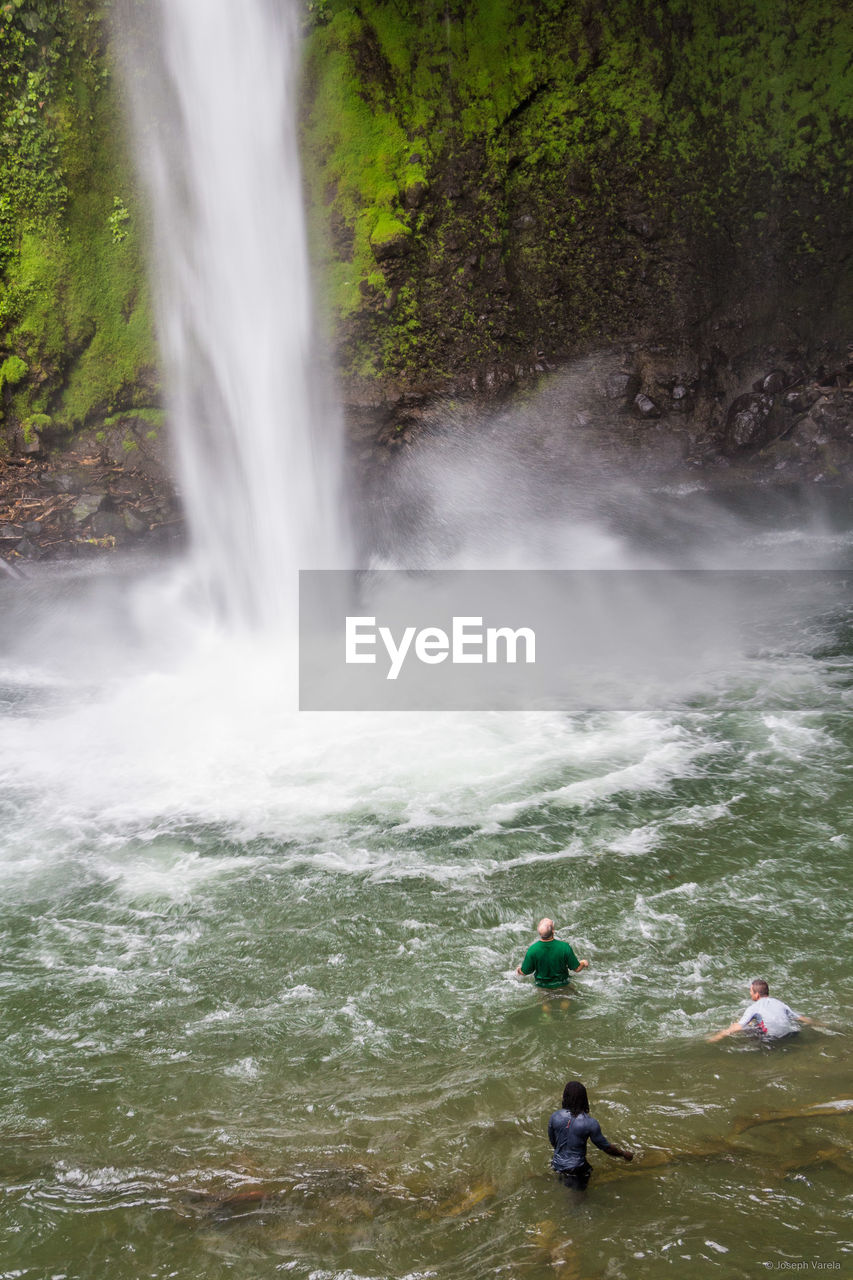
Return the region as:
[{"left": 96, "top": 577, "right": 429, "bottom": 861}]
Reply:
[
  {"left": 632, "top": 392, "right": 662, "bottom": 419},
  {"left": 123, "top": 509, "right": 149, "bottom": 536},
  {"left": 670, "top": 383, "right": 693, "bottom": 413},
  {"left": 70, "top": 493, "right": 103, "bottom": 524},
  {"left": 761, "top": 368, "right": 789, "bottom": 394},
  {"left": 0, "top": 524, "right": 24, "bottom": 542},
  {"left": 43, "top": 472, "right": 79, "bottom": 494},
  {"left": 14, "top": 537, "right": 40, "bottom": 559},
  {"left": 148, "top": 521, "right": 186, "bottom": 549},
  {"left": 605, "top": 371, "right": 637, "bottom": 400},
  {"left": 815, "top": 365, "right": 849, "bottom": 388},
  {"left": 724, "top": 392, "right": 778, "bottom": 451},
  {"left": 783, "top": 387, "right": 820, "bottom": 413},
  {"left": 402, "top": 180, "right": 428, "bottom": 210},
  {"left": 20, "top": 433, "right": 42, "bottom": 456},
  {"left": 621, "top": 211, "right": 659, "bottom": 240},
  {"left": 370, "top": 228, "right": 410, "bottom": 262},
  {"left": 90, "top": 510, "right": 127, "bottom": 539}
]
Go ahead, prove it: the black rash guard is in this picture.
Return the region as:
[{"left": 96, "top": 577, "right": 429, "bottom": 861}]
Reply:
[{"left": 548, "top": 1108, "right": 616, "bottom": 1172}]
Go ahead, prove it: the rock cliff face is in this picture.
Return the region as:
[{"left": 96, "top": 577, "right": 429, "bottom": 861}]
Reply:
[
  {"left": 0, "top": 0, "right": 158, "bottom": 452},
  {"left": 301, "top": 0, "right": 851, "bottom": 399},
  {"left": 0, "top": 0, "right": 851, "bottom": 565},
  {"left": 0, "top": 0, "right": 172, "bottom": 561}
]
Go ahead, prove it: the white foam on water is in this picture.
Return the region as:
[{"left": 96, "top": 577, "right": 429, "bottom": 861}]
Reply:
[
  {"left": 762, "top": 712, "right": 836, "bottom": 757},
  {"left": 607, "top": 825, "right": 661, "bottom": 856},
  {"left": 108, "top": 849, "right": 261, "bottom": 905},
  {"left": 0, "top": 617, "right": 712, "bottom": 859},
  {"left": 665, "top": 799, "right": 741, "bottom": 827},
  {"left": 223, "top": 1057, "right": 260, "bottom": 1080}
]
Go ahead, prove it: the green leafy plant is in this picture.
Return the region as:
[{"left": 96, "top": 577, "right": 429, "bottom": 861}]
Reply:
[{"left": 108, "top": 195, "right": 130, "bottom": 243}]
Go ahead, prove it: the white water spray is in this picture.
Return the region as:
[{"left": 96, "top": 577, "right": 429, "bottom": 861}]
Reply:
[{"left": 122, "top": 0, "right": 345, "bottom": 627}]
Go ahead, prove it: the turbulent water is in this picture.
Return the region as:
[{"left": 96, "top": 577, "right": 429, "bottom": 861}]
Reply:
[
  {"left": 0, "top": 0, "right": 851, "bottom": 1276},
  {"left": 1, "top": 514, "right": 851, "bottom": 1280}
]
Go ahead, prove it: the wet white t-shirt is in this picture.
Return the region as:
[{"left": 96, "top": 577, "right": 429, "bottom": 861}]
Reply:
[{"left": 739, "top": 996, "right": 800, "bottom": 1038}]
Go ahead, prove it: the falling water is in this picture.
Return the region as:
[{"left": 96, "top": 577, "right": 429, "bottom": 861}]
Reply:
[{"left": 121, "top": 0, "right": 345, "bottom": 626}]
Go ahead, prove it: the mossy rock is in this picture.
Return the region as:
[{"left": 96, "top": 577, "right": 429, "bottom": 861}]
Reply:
[
  {"left": 21, "top": 412, "right": 52, "bottom": 444},
  {"left": 0, "top": 355, "right": 27, "bottom": 393},
  {"left": 369, "top": 217, "right": 411, "bottom": 261}
]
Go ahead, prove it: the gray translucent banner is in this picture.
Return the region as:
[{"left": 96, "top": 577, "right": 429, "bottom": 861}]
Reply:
[{"left": 298, "top": 570, "right": 848, "bottom": 711}]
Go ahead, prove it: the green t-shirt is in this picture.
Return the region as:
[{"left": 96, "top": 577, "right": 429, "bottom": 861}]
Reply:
[{"left": 520, "top": 938, "right": 580, "bottom": 988}]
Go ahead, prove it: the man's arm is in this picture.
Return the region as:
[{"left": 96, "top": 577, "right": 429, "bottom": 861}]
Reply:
[
  {"left": 516, "top": 945, "right": 535, "bottom": 977},
  {"left": 589, "top": 1119, "right": 633, "bottom": 1161},
  {"left": 565, "top": 944, "right": 589, "bottom": 972},
  {"left": 793, "top": 1010, "right": 834, "bottom": 1031},
  {"left": 707, "top": 1020, "right": 744, "bottom": 1043},
  {"left": 709, "top": 1003, "right": 755, "bottom": 1042}
]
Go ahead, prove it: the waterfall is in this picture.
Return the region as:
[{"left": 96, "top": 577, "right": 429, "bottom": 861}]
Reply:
[{"left": 121, "top": 0, "right": 346, "bottom": 628}]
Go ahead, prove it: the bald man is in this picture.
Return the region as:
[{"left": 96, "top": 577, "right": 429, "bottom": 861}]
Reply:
[{"left": 516, "top": 918, "right": 589, "bottom": 989}]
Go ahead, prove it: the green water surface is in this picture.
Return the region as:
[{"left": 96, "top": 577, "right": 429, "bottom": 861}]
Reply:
[{"left": 0, "top": 570, "right": 851, "bottom": 1280}]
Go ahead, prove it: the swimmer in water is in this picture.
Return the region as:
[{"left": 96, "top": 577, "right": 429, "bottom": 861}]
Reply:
[{"left": 707, "top": 979, "right": 814, "bottom": 1042}]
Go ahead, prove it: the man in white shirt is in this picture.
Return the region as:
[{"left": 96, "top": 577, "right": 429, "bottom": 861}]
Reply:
[{"left": 708, "top": 978, "right": 813, "bottom": 1042}]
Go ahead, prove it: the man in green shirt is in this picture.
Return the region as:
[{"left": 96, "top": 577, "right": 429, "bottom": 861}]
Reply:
[{"left": 516, "top": 918, "right": 589, "bottom": 988}]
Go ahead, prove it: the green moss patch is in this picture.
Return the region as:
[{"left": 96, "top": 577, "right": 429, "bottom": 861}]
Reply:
[
  {"left": 302, "top": 0, "right": 853, "bottom": 384},
  {"left": 0, "top": 0, "right": 158, "bottom": 444}
]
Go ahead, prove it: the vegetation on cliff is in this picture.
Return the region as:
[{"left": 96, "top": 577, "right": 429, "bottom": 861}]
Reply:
[
  {"left": 0, "top": 0, "right": 157, "bottom": 454},
  {"left": 302, "top": 0, "right": 852, "bottom": 389},
  {"left": 0, "top": 0, "right": 850, "bottom": 447}
]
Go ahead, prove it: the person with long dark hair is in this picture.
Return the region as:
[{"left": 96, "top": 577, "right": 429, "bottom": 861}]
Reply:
[{"left": 548, "top": 1080, "right": 634, "bottom": 1189}]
